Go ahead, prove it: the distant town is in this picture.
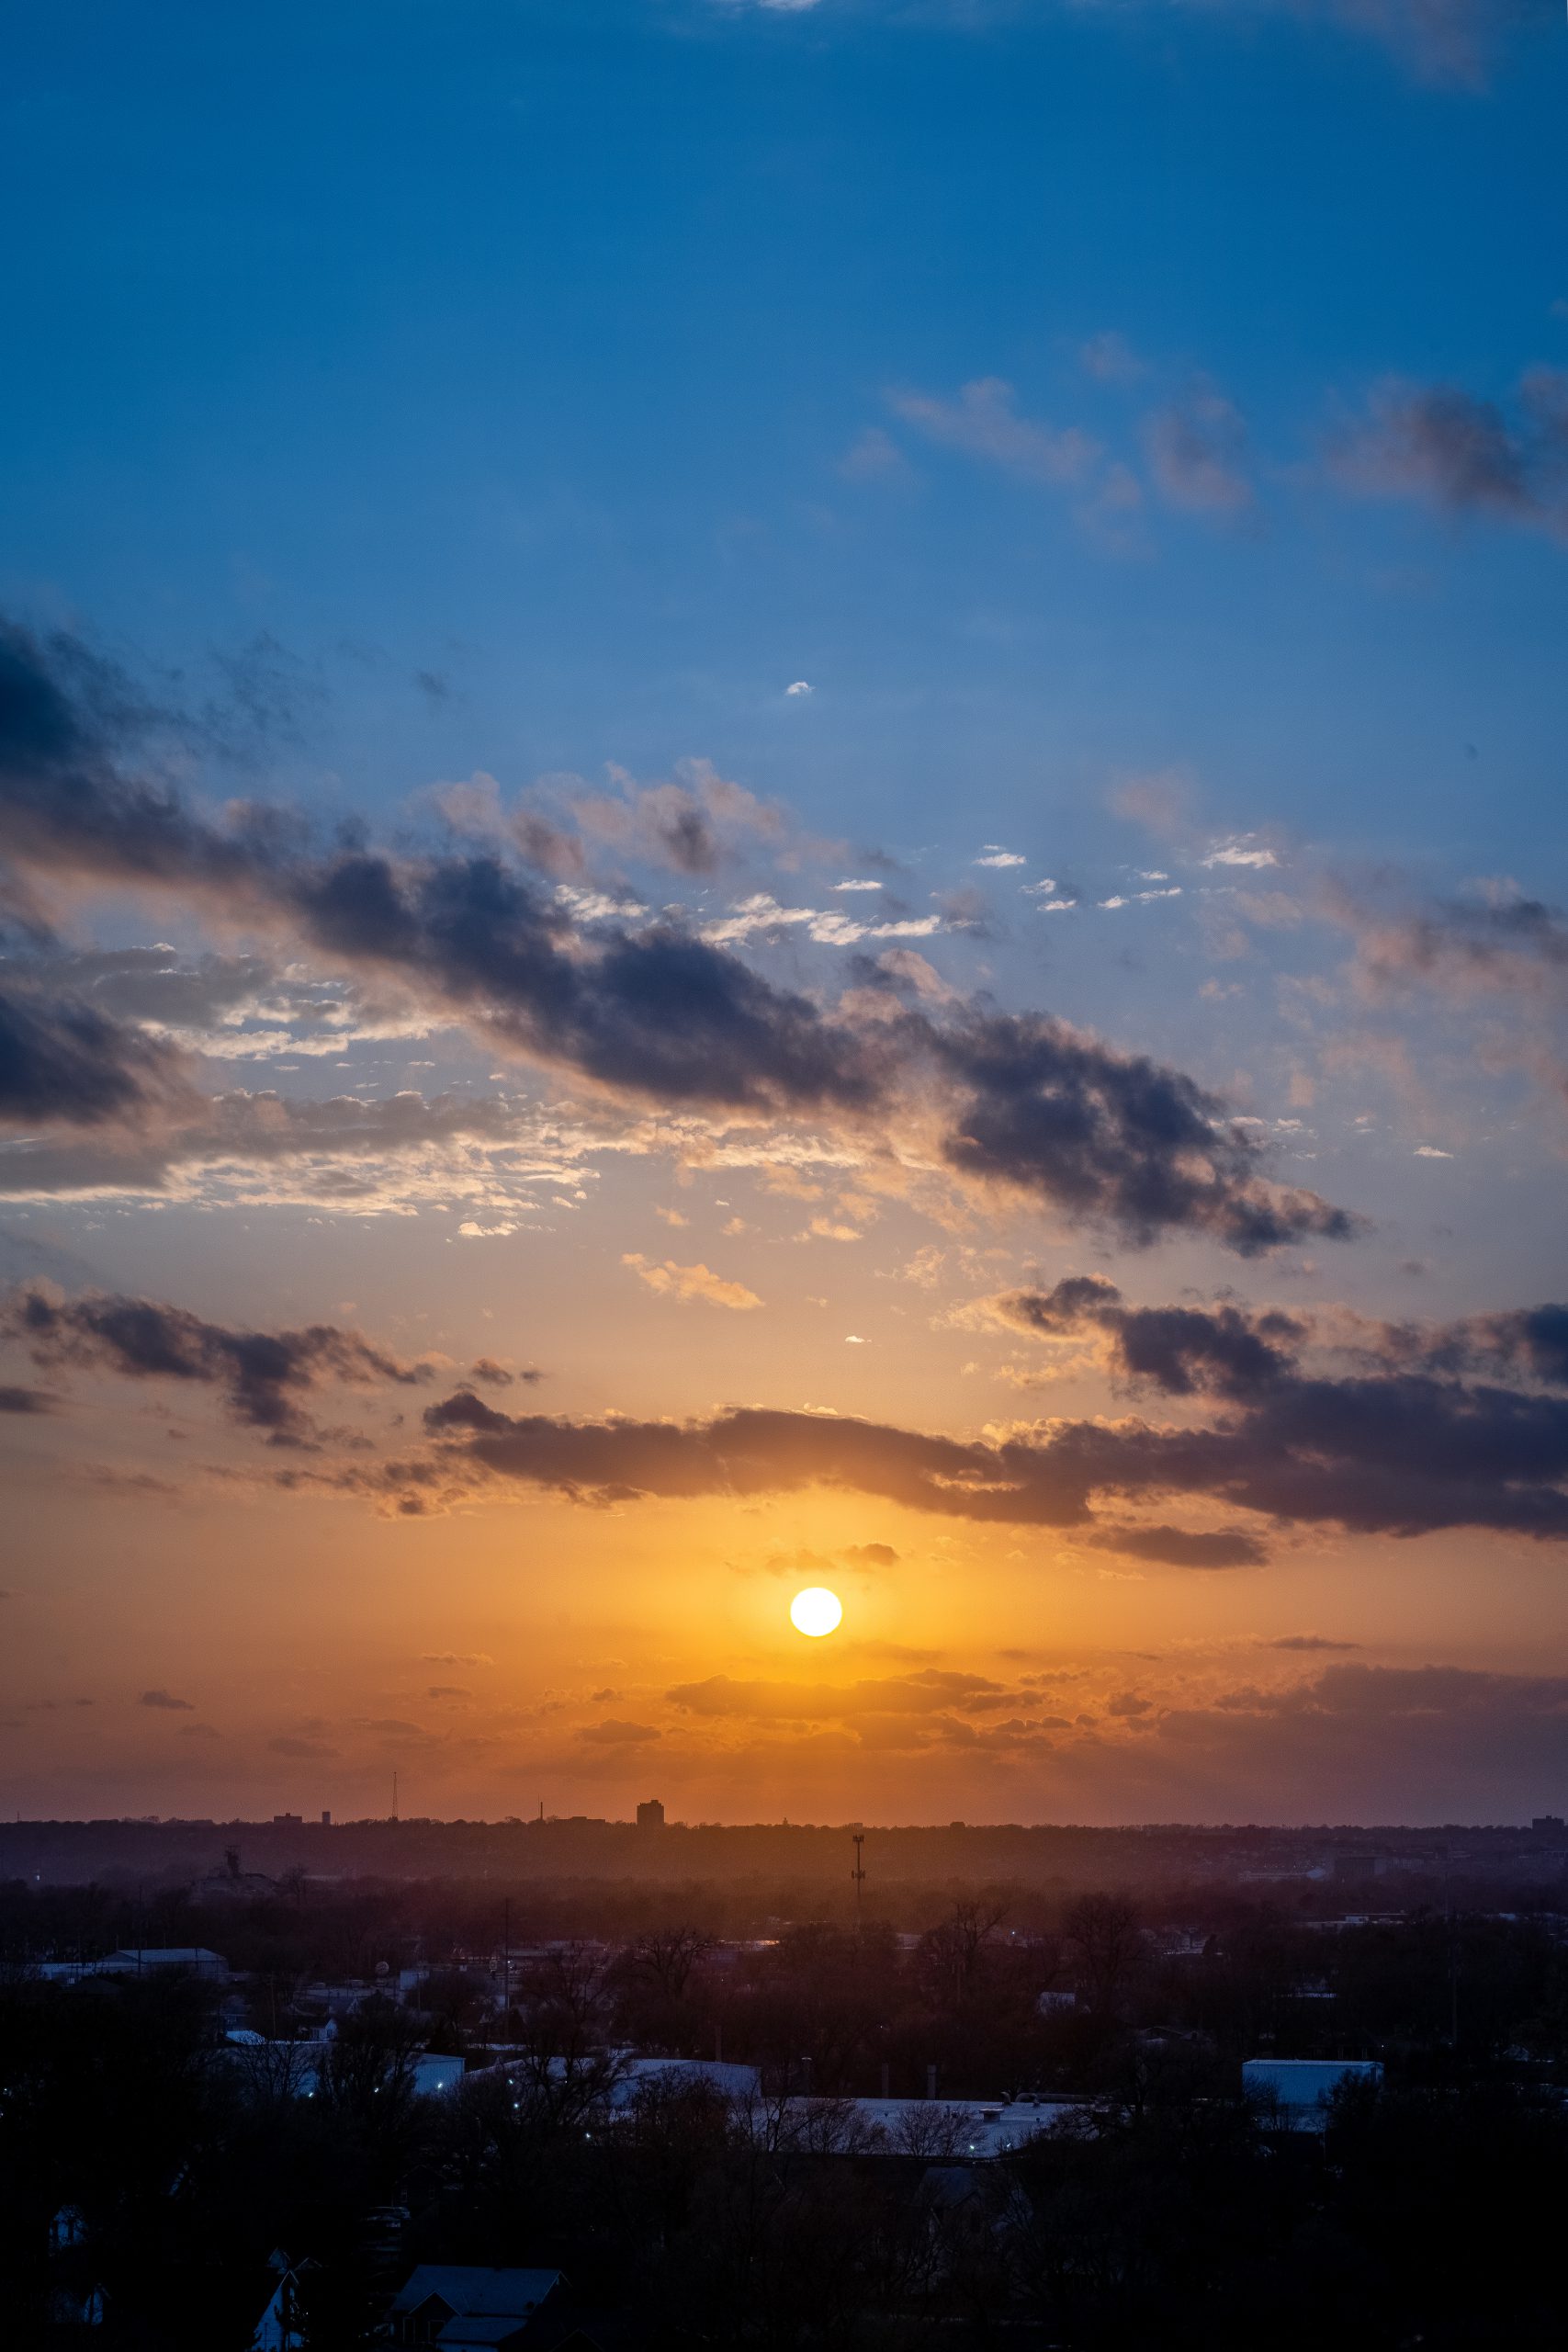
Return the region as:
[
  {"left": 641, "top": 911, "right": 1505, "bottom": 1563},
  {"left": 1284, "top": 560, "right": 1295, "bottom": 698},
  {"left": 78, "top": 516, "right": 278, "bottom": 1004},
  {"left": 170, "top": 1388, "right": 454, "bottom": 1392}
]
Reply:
[
  {"left": 5, "top": 1805, "right": 1568, "bottom": 2344},
  {"left": 3, "top": 1804, "right": 1565, "bottom": 1895}
]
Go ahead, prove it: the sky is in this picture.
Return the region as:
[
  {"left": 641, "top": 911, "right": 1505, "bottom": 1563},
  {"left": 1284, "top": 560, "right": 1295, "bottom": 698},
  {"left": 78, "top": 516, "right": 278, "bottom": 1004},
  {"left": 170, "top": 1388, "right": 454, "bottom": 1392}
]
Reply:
[{"left": 2, "top": 0, "right": 1567, "bottom": 1827}]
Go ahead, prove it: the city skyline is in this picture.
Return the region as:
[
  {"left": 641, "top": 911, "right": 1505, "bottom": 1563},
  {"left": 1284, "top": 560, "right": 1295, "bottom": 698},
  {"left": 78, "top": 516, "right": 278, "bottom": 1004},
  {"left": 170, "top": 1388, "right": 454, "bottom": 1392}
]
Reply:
[{"left": 3, "top": 0, "right": 1567, "bottom": 1824}]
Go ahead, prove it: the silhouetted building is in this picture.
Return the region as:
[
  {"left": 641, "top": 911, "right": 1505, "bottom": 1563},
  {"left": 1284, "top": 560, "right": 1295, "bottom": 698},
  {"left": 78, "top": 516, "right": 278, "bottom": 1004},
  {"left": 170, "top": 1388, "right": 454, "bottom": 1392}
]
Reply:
[
  {"left": 100, "top": 1946, "right": 228, "bottom": 1980},
  {"left": 388, "top": 2266, "right": 563, "bottom": 2347},
  {"left": 635, "top": 1798, "right": 665, "bottom": 1830}
]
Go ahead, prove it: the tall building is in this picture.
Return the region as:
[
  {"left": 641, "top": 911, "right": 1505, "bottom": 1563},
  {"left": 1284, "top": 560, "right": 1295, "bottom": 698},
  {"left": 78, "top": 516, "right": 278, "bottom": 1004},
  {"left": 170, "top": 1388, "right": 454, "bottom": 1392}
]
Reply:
[{"left": 636, "top": 1798, "right": 665, "bottom": 1830}]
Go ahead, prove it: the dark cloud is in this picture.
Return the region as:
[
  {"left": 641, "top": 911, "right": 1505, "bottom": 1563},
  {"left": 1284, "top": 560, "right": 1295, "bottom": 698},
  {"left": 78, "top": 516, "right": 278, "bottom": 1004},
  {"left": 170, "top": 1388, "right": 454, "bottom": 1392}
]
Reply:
[
  {"left": 140, "top": 1688, "right": 194, "bottom": 1711},
  {"left": 0, "top": 1383, "right": 58, "bottom": 1414},
  {"left": 0, "top": 979, "right": 197, "bottom": 1129},
  {"left": 1085, "top": 1522, "right": 1269, "bottom": 1569},
  {"left": 0, "top": 615, "right": 1358, "bottom": 1254},
  {"left": 422, "top": 1281, "right": 1568, "bottom": 1548},
  {"left": 987, "top": 1277, "right": 1305, "bottom": 1396},
  {"left": 841, "top": 1542, "right": 899, "bottom": 1567},
  {"left": 930, "top": 1013, "right": 1361, "bottom": 1253},
  {"left": 470, "top": 1357, "right": 540, "bottom": 1387},
  {"left": 0, "top": 617, "right": 877, "bottom": 1118},
  {"left": 578, "top": 1719, "right": 662, "bottom": 1745},
  {"left": 1266, "top": 1634, "right": 1360, "bottom": 1651},
  {"left": 423, "top": 1392, "right": 1096, "bottom": 1524},
  {"left": 2, "top": 1283, "right": 433, "bottom": 1443},
  {"left": 1330, "top": 370, "right": 1568, "bottom": 535}
]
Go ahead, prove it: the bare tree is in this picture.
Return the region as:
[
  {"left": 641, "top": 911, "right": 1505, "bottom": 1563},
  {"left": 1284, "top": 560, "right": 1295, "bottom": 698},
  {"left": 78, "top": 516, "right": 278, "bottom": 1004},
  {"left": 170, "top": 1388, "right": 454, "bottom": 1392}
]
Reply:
[
  {"left": 507, "top": 1943, "right": 622, "bottom": 2127},
  {"left": 888, "top": 2098, "right": 983, "bottom": 2159},
  {"left": 1064, "top": 1893, "right": 1143, "bottom": 2017},
  {"left": 918, "top": 1900, "right": 1007, "bottom": 2011}
]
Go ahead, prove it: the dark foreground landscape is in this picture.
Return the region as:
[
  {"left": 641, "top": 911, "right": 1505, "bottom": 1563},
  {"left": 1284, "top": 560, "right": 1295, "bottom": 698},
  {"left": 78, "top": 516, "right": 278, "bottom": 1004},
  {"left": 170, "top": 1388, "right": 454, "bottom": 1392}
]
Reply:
[{"left": 4, "top": 1815, "right": 1567, "bottom": 2349}]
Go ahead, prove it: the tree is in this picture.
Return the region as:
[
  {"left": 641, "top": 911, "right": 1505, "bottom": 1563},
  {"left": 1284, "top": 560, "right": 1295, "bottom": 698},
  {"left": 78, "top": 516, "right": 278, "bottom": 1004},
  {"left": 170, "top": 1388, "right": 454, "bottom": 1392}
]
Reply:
[{"left": 1064, "top": 1893, "right": 1143, "bottom": 2018}]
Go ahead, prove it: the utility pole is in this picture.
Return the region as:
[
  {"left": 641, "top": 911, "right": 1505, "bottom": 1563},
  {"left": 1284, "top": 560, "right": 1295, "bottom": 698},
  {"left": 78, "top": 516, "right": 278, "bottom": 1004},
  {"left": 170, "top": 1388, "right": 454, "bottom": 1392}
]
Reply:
[{"left": 851, "top": 1832, "right": 866, "bottom": 1933}]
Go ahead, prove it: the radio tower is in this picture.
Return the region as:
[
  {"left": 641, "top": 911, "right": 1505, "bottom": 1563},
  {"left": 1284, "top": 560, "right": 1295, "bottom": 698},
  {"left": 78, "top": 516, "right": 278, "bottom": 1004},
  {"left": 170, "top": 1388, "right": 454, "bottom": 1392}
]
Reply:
[{"left": 851, "top": 1831, "right": 866, "bottom": 1932}]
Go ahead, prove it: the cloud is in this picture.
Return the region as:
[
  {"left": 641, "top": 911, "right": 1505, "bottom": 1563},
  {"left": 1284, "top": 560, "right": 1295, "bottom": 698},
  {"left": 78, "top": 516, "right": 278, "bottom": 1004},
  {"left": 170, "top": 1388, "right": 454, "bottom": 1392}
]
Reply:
[
  {"left": 622, "top": 1254, "right": 762, "bottom": 1310},
  {"left": 0, "top": 978, "right": 199, "bottom": 1129},
  {"left": 0, "top": 620, "right": 878, "bottom": 1117},
  {"left": 839, "top": 425, "right": 909, "bottom": 481},
  {"left": 140, "top": 1688, "right": 195, "bottom": 1711},
  {"left": 423, "top": 1387, "right": 1096, "bottom": 1524},
  {"left": 1266, "top": 1634, "right": 1360, "bottom": 1651},
  {"left": 1145, "top": 385, "right": 1254, "bottom": 517},
  {"left": 2, "top": 1282, "right": 434, "bottom": 1442},
  {"left": 1085, "top": 1522, "right": 1269, "bottom": 1569},
  {"left": 558, "top": 757, "right": 795, "bottom": 877},
  {"left": 927, "top": 1010, "right": 1361, "bottom": 1253},
  {"left": 269, "top": 1735, "right": 338, "bottom": 1758},
  {"left": 985, "top": 1276, "right": 1306, "bottom": 1398},
  {"left": 886, "top": 378, "right": 1099, "bottom": 488},
  {"left": 1202, "top": 838, "right": 1278, "bottom": 869},
  {"left": 1078, "top": 331, "right": 1144, "bottom": 384},
  {"left": 1329, "top": 371, "right": 1568, "bottom": 537},
  {"left": 1331, "top": 881, "right": 1568, "bottom": 1001},
  {"left": 469, "top": 1357, "right": 539, "bottom": 1387},
  {"left": 1148, "top": 1661, "right": 1568, "bottom": 1820},
  {"left": 841, "top": 1541, "right": 899, "bottom": 1567},
  {"left": 0, "top": 615, "right": 1357, "bottom": 1255},
  {"left": 578, "top": 1718, "right": 662, "bottom": 1744},
  {"left": 0, "top": 1083, "right": 556, "bottom": 1206},
  {"left": 0, "top": 1383, "right": 59, "bottom": 1414},
  {"left": 415, "top": 1277, "right": 1568, "bottom": 1549},
  {"left": 667, "top": 1668, "right": 1011, "bottom": 1721}
]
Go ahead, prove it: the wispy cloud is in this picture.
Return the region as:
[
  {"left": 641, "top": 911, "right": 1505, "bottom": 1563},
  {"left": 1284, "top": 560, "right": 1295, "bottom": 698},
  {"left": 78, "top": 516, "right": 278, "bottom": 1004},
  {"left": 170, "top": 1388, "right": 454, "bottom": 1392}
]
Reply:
[{"left": 622, "top": 1254, "right": 762, "bottom": 1309}]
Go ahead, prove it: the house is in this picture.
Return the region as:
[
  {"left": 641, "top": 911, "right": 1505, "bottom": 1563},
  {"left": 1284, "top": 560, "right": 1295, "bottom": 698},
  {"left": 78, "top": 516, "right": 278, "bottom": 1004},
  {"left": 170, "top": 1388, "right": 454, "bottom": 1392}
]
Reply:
[
  {"left": 249, "top": 2253, "right": 317, "bottom": 2352},
  {"left": 388, "top": 2267, "right": 565, "bottom": 2347}
]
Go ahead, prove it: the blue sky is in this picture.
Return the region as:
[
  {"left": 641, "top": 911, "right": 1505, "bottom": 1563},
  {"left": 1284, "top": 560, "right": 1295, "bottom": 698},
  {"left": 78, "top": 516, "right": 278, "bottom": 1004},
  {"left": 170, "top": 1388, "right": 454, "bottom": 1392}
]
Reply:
[
  {"left": 2, "top": 2, "right": 1568, "bottom": 1822},
  {"left": 5, "top": 0, "right": 1565, "bottom": 862}
]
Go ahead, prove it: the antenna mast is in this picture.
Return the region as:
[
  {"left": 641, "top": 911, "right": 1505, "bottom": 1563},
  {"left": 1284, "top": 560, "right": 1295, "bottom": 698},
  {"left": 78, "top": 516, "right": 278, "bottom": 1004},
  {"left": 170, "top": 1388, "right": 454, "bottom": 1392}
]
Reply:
[{"left": 851, "top": 1831, "right": 866, "bottom": 1931}]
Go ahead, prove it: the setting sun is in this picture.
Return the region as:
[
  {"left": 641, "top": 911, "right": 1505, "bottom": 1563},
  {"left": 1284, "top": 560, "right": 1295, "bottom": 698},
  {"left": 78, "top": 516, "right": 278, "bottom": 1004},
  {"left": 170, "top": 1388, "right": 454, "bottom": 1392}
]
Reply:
[{"left": 790, "top": 1587, "right": 843, "bottom": 1638}]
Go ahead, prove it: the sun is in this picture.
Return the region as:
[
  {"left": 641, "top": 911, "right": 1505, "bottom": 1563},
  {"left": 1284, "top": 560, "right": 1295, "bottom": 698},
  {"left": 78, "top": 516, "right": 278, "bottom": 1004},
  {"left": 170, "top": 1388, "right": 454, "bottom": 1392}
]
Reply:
[{"left": 790, "top": 1586, "right": 843, "bottom": 1638}]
